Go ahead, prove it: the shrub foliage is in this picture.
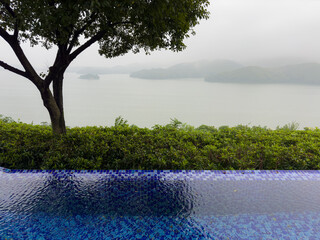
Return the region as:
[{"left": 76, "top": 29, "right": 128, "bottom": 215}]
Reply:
[{"left": 1, "top": 117, "right": 320, "bottom": 170}]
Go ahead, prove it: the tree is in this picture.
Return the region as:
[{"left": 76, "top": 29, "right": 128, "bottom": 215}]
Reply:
[{"left": 0, "top": 0, "right": 210, "bottom": 134}]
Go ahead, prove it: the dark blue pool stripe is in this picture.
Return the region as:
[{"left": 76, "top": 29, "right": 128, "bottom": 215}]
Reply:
[{"left": 1, "top": 167, "right": 320, "bottom": 181}]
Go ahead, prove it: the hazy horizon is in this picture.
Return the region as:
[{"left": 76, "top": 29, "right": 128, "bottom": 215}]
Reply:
[
  {"left": 2, "top": 72, "right": 320, "bottom": 129},
  {"left": 1, "top": 0, "right": 320, "bottom": 129}
]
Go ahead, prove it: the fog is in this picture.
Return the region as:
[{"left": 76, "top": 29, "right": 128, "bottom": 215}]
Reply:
[
  {"left": 1, "top": 0, "right": 320, "bottom": 69},
  {"left": 1, "top": 0, "right": 320, "bottom": 128}
]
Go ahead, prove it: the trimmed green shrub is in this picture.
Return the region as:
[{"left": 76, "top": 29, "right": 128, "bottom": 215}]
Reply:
[{"left": 1, "top": 117, "right": 320, "bottom": 170}]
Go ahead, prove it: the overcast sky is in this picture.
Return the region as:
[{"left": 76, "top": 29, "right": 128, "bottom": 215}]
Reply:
[{"left": 1, "top": 0, "right": 320, "bottom": 69}]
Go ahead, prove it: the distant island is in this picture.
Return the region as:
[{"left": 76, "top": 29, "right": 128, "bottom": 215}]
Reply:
[
  {"left": 79, "top": 74, "right": 100, "bottom": 80},
  {"left": 130, "top": 60, "right": 320, "bottom": 85},
  {"left": 205, "top": 63, "right": 320, "bottom": 85},
  {"left": 130, "top": 60, "right": 242, "bottom": 80}
]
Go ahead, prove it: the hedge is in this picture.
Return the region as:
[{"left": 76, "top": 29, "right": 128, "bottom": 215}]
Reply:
[{"left": 1, "top": 117, "right": 320, "bottom": 170}]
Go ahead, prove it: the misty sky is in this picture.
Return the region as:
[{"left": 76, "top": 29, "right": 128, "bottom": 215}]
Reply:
[{"left": 1, "top": 0, "right": 320, "bottom": 69}]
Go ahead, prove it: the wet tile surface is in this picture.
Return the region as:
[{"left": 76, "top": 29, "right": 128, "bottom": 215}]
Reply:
[{"left": 1, "top": 168, "right": 320, "bottom": 239}]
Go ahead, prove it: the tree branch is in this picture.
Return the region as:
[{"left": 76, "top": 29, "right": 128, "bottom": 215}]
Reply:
[
  {"left": 0, "top": 1, "right": 19, "bottom": 39},
  {"left": 67, "top": 13, "right": 98, "bottom": 54},
  {"left": 0, "top": 0, "right": 16, "bottom": 18},
  {"left": 13, "top": 20, "right": 19, "bottom": 39},
  {"left": 10, "top": 42, "right": 43, "bottom": 88},
  {"left": 68, "top": 20, "right": 134, "bottom": 62},
  {"left": 0, "top": 28, "right": 43, "bottom": 89},
  {"left": 44, "top": 42, "right": 75, "bottom": 89},
  {"left": 0, "top": 60, "right": 28, "bottom": 78},
  {"left": 44, "top": 48, "right": 66, "bottom": 88},
  {"left": 69, "top": 30, "right": 107, "bottom": 62},
  {"left": 0, "top": 26, "right": 12, "bottom": 42}
]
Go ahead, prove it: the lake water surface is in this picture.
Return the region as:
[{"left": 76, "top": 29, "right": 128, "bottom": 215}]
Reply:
[{"left": 1, "top": 71, "right": 320, "bottom": 129}]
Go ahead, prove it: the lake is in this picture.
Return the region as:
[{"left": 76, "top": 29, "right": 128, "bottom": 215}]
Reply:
[{"left": 1, "top": 71, "right": 320, "bottom": 129}]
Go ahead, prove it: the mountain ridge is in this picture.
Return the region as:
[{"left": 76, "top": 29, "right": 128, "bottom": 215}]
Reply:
[
  {"left": 205, "top": 62, "right": 320, "bottom": 84},
  {"left": 130, "top": 60, "right": 242, "bottom": 79}
]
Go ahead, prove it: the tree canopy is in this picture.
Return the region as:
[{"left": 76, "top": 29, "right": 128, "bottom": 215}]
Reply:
[{"left": 0, "top": 0, "right": 210, "bottom": 134}]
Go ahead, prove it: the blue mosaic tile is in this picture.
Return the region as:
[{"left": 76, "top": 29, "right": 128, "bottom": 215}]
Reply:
[
  {"left": 2, "top": 167, "right": 320, "bottom": 181},
  {"left": 2, "top": 167, "right": 320, "bottom": 239},
  {"left": 1, "top": 212, "right": 320, "bottom": 239}
]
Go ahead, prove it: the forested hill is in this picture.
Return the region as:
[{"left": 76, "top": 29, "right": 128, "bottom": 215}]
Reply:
[
  {"left": 130, "top": 60, "right": 242, "bottom": 79},
  {"left": 205, "top": 63, "right": 320, "bottom": 85},
  {"left": 130, "top": 61, "right": 320, "bottom": 85}
]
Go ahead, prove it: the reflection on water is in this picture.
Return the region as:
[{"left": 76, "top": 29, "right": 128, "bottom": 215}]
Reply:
[
  {"left": 1, "top": 72, "right": 320, "bottom": 128},
  {"left": 2, "top": 171, "right": 320, "bottom": 218},
  {"left": 2, "top": 171, "right": 320, "bottom": 239}
]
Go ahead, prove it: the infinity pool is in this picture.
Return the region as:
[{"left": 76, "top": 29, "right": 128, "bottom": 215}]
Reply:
[{"left": 1, "top": 168, "right": 320, "bottom": 239}]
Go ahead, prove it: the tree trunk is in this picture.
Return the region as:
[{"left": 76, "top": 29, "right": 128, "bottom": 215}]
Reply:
[
  {"left": 41, "top": 75, "right": 66, "bottom": 134},
  {"left": 52, "top": 72, "right": 66, "bottom": 134}
]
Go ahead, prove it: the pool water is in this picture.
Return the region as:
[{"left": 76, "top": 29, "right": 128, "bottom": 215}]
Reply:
[{"left": 1, "top": 168, "right": 320, "bottom": 239}]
